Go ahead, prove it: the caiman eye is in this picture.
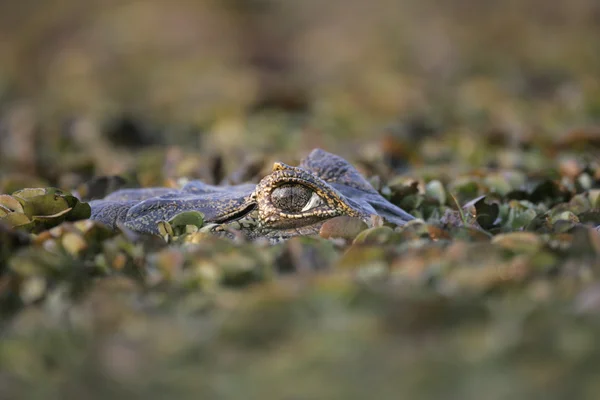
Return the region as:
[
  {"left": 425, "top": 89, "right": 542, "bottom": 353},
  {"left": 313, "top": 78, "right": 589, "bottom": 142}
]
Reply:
[{"left": 270, "top": 184, "right": 322, "bottom": 213}]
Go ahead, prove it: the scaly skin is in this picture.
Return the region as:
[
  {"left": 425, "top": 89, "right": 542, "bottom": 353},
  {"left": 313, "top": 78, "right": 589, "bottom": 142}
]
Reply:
[{"left": 90, "top": 149, "right": 414, "bottom": 242}]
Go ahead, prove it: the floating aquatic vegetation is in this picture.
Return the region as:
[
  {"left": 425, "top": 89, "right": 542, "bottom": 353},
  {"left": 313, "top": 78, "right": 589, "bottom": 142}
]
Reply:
[
  {"left": 0, "top": 188, "right": 90, "bottom": 233},
  {"left": 1, "top": 2, "right": 600, "bottom": 396}
]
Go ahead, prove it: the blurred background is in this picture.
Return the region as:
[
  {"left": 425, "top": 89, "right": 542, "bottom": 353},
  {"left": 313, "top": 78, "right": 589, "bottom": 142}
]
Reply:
[
  {"left": 3, "top": 3, "right": 600, "bottom": 399},
  {"left": 1, "top": 0, "right": 600, "bottom": 188}
]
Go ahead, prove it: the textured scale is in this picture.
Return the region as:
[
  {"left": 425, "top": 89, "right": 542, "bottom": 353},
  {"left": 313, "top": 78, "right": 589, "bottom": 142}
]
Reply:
[{"left": 89, "top": 149, "right": 414, "bottom": 242}]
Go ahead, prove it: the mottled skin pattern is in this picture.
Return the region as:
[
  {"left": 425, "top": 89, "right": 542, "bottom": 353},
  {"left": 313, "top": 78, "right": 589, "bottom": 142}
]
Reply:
[{"left": 90, "top": 149, "right": 414, "bottom": 242}]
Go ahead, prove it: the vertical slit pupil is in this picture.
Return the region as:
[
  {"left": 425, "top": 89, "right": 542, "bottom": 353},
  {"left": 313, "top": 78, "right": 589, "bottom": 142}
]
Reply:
[{"left": 271, "top": 184, "right": 313, "bottom": 212}]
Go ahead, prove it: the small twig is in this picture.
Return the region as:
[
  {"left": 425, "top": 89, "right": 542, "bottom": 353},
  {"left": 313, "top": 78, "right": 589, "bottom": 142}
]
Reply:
[{"left": 449, "top": 192, "right": 468, "bottom": 226}]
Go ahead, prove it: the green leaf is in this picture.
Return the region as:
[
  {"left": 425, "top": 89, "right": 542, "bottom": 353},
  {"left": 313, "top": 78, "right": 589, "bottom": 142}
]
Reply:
[
  {"left": 0, "top": 195, "right": 24, "bottom": 213},
  {"left": 12, "top": 188, "right": 48, "bottom": 199},
  {"left": 63, "top": 195, "right": 92, "bottom": 220},
  {"left": 474, "top": 197, "right": 500, "bottom": 230},
  {"left": 425, "top": 180, "right": 446, "bottom": 205},
  {"left": 0, "top": 212, "right": 33, "bottom": 229},
  {"left": 20, "top": 194, "right": 70, "bottom": 218},
  {"left": 169, "top": 211, "right": 205, "bottom": 229}
]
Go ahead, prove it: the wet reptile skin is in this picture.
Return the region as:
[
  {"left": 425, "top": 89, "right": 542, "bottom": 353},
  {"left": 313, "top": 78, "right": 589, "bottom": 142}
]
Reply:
[{"left": 90, "top": 149, "right": 414, "bottom": 242}]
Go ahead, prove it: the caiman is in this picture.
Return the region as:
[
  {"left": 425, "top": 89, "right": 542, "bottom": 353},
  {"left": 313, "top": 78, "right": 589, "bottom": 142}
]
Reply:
[{"left": 90, "top": 149, "right": 414, "bottom": 242}]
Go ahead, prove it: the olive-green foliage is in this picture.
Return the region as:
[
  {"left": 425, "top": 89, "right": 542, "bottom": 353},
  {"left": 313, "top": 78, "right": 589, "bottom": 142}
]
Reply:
[{"left": 2, "top": 1, "right": 600, "bottom": 399}]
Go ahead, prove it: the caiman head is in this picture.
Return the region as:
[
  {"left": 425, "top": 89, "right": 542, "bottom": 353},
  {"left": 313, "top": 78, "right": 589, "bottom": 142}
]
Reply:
[{"left": 90, "top": 149, "right": 414, "bottom": 242}]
